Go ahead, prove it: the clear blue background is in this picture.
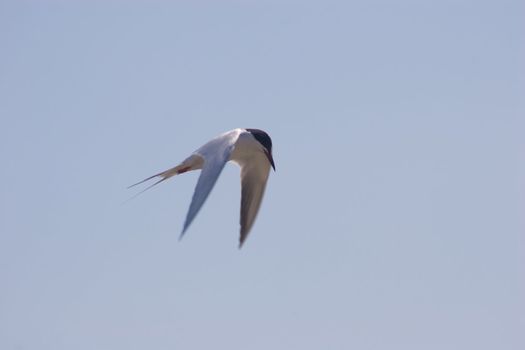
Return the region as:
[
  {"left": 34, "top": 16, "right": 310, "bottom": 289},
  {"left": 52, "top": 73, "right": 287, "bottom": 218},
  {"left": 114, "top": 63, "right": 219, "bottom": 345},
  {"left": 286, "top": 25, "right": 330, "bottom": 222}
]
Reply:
[{"left": 1, "top": 1, "right": 524, "bottom": 349}]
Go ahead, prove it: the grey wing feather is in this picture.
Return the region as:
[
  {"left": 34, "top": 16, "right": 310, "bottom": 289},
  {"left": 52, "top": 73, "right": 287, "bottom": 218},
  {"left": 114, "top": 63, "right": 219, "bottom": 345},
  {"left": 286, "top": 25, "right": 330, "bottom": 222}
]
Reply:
[
  {"left": 180, "top": 133, "right": 239, "bottom": 238},
  {"left": 239, "top": 158, "right": 271, "bottom": 247}
]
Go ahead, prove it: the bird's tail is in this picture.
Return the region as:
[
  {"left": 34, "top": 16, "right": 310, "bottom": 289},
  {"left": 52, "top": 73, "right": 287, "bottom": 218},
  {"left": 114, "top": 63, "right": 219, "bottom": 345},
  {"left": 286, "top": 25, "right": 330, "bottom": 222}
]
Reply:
[
  {"left": 128, "top": 165, "right": 180, "bottom": 193},
  {"left": 126, "top": 155, "right": 202, "bottom": 201},
  {"left": 125, "top": 167, "right": 180, "bottom": 202}
]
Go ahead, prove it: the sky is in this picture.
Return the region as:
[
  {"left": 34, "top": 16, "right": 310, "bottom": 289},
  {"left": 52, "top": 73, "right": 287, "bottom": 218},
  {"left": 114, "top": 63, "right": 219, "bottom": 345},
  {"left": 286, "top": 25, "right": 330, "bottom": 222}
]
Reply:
[{"left": 1, "top": 0, "right": 524, "bottom": 349}]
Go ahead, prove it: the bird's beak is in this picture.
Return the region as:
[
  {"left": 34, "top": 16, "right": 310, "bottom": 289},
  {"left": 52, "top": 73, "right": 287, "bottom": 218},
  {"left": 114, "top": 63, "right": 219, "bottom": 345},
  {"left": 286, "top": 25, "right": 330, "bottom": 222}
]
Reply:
[{"left": 264, "top": 150, "right": 276, "bottom": 171}]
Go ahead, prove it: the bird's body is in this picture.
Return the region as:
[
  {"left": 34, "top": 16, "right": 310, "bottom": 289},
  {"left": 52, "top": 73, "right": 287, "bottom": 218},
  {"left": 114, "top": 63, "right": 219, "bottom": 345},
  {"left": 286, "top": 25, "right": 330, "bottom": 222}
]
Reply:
[{"left": 130, "top": 128, "right": 275, "bottom": 247}]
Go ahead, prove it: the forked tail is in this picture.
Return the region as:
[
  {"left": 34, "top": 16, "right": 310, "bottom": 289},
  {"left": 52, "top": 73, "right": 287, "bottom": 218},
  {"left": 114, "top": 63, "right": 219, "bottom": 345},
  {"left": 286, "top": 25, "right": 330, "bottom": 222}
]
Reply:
[{"left": 126, "top": 154, "right": 202, "bottom": 202}]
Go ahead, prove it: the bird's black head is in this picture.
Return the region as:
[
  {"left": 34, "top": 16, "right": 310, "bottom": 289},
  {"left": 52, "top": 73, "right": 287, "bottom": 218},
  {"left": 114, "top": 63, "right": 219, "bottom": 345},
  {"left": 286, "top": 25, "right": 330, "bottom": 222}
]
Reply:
[{"left": 246, "top": 128, "right": 275, "bottom": 170}]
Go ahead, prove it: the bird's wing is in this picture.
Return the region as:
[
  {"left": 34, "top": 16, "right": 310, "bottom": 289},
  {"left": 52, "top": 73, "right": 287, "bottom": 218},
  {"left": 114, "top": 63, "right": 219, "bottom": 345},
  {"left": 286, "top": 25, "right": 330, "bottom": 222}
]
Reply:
[
  {"left": 239, "top": 152, "right": 271, "bottom": 247},
  {"left": 180, "top": 129, "right": 242, "bottom": 238}
]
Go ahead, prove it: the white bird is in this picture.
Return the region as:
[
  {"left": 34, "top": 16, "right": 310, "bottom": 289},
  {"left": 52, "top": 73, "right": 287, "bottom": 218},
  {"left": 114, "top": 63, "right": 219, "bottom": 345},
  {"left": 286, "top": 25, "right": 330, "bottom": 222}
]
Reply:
[{"left": 129, "top": 128, "right": 275, "bottom": 247}]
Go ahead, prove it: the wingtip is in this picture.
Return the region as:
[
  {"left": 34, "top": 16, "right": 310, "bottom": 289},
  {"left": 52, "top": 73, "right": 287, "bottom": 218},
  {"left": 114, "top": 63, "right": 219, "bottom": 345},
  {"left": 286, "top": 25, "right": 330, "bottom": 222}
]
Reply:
[
  {"left": 238, "top": 231, "right": 247, "bottom": 249},
  {"left": 179, "top": 226, "right": 188, "bottom": 242}
]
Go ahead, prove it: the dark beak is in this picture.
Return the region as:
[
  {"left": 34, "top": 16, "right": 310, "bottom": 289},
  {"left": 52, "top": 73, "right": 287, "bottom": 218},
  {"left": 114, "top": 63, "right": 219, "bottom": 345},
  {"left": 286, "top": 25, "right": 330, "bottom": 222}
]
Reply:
[{"left": 264, "top": 150, "right": 276, "bottom": 171}]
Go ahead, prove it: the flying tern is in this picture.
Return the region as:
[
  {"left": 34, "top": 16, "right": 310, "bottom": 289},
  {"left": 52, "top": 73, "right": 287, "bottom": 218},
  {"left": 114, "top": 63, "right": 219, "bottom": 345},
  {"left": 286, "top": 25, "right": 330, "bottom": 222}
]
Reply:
[{"left": 130, "top": 128, "right": 275, "bottom": 247}]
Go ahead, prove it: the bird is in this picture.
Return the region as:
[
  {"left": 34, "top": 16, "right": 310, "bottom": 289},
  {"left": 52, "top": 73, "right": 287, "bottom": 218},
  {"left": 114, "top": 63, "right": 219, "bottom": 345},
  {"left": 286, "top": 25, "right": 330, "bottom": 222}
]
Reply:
[{"left": 129, "top": 128, "right": 275, "bottom": 248}]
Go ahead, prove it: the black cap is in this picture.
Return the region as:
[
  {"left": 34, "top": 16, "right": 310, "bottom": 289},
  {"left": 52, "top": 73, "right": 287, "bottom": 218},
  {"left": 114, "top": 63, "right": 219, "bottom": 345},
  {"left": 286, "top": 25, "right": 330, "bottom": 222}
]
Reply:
[{"left": 246, "top": 128, "right": 275, "bottom": 170}]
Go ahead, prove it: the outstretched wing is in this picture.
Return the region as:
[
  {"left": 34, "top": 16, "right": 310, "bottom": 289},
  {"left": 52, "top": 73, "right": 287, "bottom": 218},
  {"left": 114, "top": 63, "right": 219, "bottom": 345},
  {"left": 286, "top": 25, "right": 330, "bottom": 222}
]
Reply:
[
  {"left": 180, "top": 129, "right": 242, "bottom": 238},
  {"left": 239, "top": 152, "right": 271, "bottom": 247}
]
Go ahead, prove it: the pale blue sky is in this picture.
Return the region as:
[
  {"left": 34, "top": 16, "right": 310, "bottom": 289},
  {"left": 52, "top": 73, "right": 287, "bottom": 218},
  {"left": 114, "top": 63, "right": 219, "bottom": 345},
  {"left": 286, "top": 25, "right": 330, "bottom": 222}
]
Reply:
[{"left": 1, "top": 1, "right": 524, "bottom": 349}]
